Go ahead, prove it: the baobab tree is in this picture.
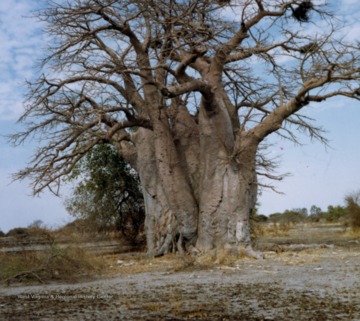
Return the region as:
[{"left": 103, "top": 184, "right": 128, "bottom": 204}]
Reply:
[{"left": 11, "top": 0, "right": 360, "bottom": 258}]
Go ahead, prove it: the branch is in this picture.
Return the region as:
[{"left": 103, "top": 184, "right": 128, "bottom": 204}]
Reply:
[{"left": 161, "top": 79, "right": 211, "bottom": 98}]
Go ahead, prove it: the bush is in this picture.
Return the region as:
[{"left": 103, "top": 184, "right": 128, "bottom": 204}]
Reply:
[
  {"left": 252, "top": 214, "right": 268, "bottom": 223},
  {"left": 345, "top": 192, "right": 360, "bottom": 231},
  {"left": 269, "top": 209, "right": 306, "bottom": 224},
  {"left": 6, "top": 228, "right": 30, "bottom": 238},
  {"left": 326, "top": 205, "right": 347, "bottom": 222},
  {"left": 6, "top": 227, "right": 54, "bottom": 244},
  {"left": 268, "top": 213, "right": 283, "bottom": 223},
  {"left": 0, "top": 230, "right": 5, "bottom": 237}
]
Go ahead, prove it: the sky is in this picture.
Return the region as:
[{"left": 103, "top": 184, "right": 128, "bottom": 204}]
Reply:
[{"left": 0, "top": 0, "right": 360, "bottom": 233}]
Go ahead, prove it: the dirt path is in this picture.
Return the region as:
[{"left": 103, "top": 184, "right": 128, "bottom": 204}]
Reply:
[{"left": 1, "top": 246, "right": 360, "bottom": 321}]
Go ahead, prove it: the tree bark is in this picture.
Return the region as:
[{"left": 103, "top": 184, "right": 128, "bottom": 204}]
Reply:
[
  {"left": 194, "top": 93, "right": 261, "bottom": 257},
  {"left": 133, "top": 121, "right": 199, "bottom": 256}
]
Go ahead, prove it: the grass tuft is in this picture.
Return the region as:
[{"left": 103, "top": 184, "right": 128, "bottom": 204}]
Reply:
[{"left": 0, "top": 237, "right": 104, "bottom": 285}]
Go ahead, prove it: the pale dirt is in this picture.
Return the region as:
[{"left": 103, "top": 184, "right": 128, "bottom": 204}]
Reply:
[{"left": 1, "top": 224, "right": 360, "bottom": 321}]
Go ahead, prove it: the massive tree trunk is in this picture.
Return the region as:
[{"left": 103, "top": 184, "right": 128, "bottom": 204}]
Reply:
[
  {"left": 133, "top": 123, "right": 199, "bottom": 257},
  {"left": 131, "top": 89, "right": 261, "bottom": 258},
  {"left": 195, "top": 92, "right": 261, "bottom": 257}
]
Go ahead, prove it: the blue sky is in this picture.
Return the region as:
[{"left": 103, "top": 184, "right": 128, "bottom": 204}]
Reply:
[{"left": 0, "top": 0, "right": 359, "bottom": 232}]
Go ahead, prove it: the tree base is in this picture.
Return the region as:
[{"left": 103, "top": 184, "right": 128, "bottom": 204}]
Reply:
[
  {"left": 243, "top": 245, "right": 264, "bottom": 260},
  {"left": 190, "top": 244, "right": 264, "bottom": 265}
]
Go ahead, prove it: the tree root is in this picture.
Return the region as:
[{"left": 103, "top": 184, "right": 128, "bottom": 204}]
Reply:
[
  {"left": 244, "top": 246, "right": 264, "bottom": 259},
  {"left": 154, "top": 234, "right": 173, "bottom": 257},
  {"left": 152, "top": 232, "right": 189, "bottom": 257}
]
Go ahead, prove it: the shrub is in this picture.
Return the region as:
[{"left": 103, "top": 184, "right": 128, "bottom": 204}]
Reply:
[
  {"left": 269, "top": 209, "right": 307, "bottom": 224},
  {"left": 326, "top": 205, "right": 347, "bottom": 222},
  {"left": 6, "top": 228, "right": 30, "bottom": 238},
  {"left": 252, "top": 214, "right": 268, "bottom": 223},
  {"left": 345, "top": 192, "right": 360, "bottom": 231}
]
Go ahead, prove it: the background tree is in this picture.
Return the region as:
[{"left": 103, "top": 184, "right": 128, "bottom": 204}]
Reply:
[
  {"left": 269, "top": 208, "right": 307, "bottom": 224},
  {"left": 65, "top": 144, "right": 145, "bottom": 242},
  {"left": 326, "top": 205, "right": 347, "bottom": 222},
  {"left": 10, "top": 0, "right": 360, "bottom": 258},
  {"left": 310, "top": 205, "right": 322, "bottom": 217}
]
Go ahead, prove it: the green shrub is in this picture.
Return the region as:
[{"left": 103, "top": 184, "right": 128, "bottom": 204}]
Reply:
[{"left": 326, "top": 205, "right": 347, "bottom": 222}]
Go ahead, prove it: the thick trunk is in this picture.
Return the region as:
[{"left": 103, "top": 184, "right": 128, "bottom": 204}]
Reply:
[
  {"left": 197, "top": 163, "right": 257, "bottom": 250},
  {"left": 152, "top": 110, "right": 198, "bottom": 247},
  {"left": 196, "top": 95, "right": 258, "bottom": 254},
  {"left": 172, "top": 103, "right": 200, "bottom": 200},
  {"left": 131, "top": 92, "right": 261, "bottom": 258},
  {"left": 133, "top": 123, "right": 198, "bottom": 256},
  {"left": 132, "top": 128, "right": 171, "bottom": 256}
]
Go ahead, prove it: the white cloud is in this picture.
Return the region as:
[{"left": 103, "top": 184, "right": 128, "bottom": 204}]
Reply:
[
  {"left": 0, "top": 0, "right": 45, "bottom": 121},
  {"left": 341, "top": 0, "right": 360, "bottom": 7}
]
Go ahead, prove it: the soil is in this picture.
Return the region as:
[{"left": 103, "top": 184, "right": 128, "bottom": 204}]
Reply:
[{"left": 1, "top": 224, "right": 359, "bottom": 320}]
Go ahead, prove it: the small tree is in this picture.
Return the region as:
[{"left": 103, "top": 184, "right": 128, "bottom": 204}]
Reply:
[
  {"left": 345, "top": 192, "right": 360, "bottom": 231},
  {"left": 310, "top": 205, "right": 321, "bottom": 216},
  {"left": 65, "top": 144, "right": 145, "bottom": 241},
  {"left": 28, "top": 220, "right": 44, "bottom": 229},
  {"left": 326, "top": 205, "right": 347, "bottom": 222}
]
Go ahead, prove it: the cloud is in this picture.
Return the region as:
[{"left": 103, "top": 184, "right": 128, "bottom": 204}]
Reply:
[
  {"left": 0, "top": 0, "right": 45, "bottom": 121},
  {"left": 340, "top": 0, "right": 360, "bottom": 7}
]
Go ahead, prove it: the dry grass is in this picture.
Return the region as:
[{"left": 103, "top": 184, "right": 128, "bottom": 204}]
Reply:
[
  {"left": 260, "top": 222, "right": 292, "bottom": 237},
  {"left": 3, "top": 221, "right": 358, "bottom": 287},
  {"left": 0, "top": 244, "right": 104, "bottom": 285},
  {"left": 343, "top": 229, "right": 360, "bottom": 238},
  {"left": 195, "top": 246, "right": 250, "bottom": 267},
  {"left": 0, "top": 225, "right": 108, "bottom": 285},
  {"left": 100, "top": 248, "right": 252, "bottom": 277},
  {"left": 100, "top": 252, "right": 200, "bottom": 276}
]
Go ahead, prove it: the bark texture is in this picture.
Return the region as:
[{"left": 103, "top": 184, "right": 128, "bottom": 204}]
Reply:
[{"left": 132, "top": 89, "right": 262, "bottom": 256}]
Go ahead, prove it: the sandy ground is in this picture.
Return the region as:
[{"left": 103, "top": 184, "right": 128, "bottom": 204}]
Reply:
[{"left": 1, "top": 225, "right": 360, "bottom": 320}]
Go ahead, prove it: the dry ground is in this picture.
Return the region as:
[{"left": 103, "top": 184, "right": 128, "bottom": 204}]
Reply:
[{"left": 0, "top": 223, "right": 359, "bottom": 320}]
